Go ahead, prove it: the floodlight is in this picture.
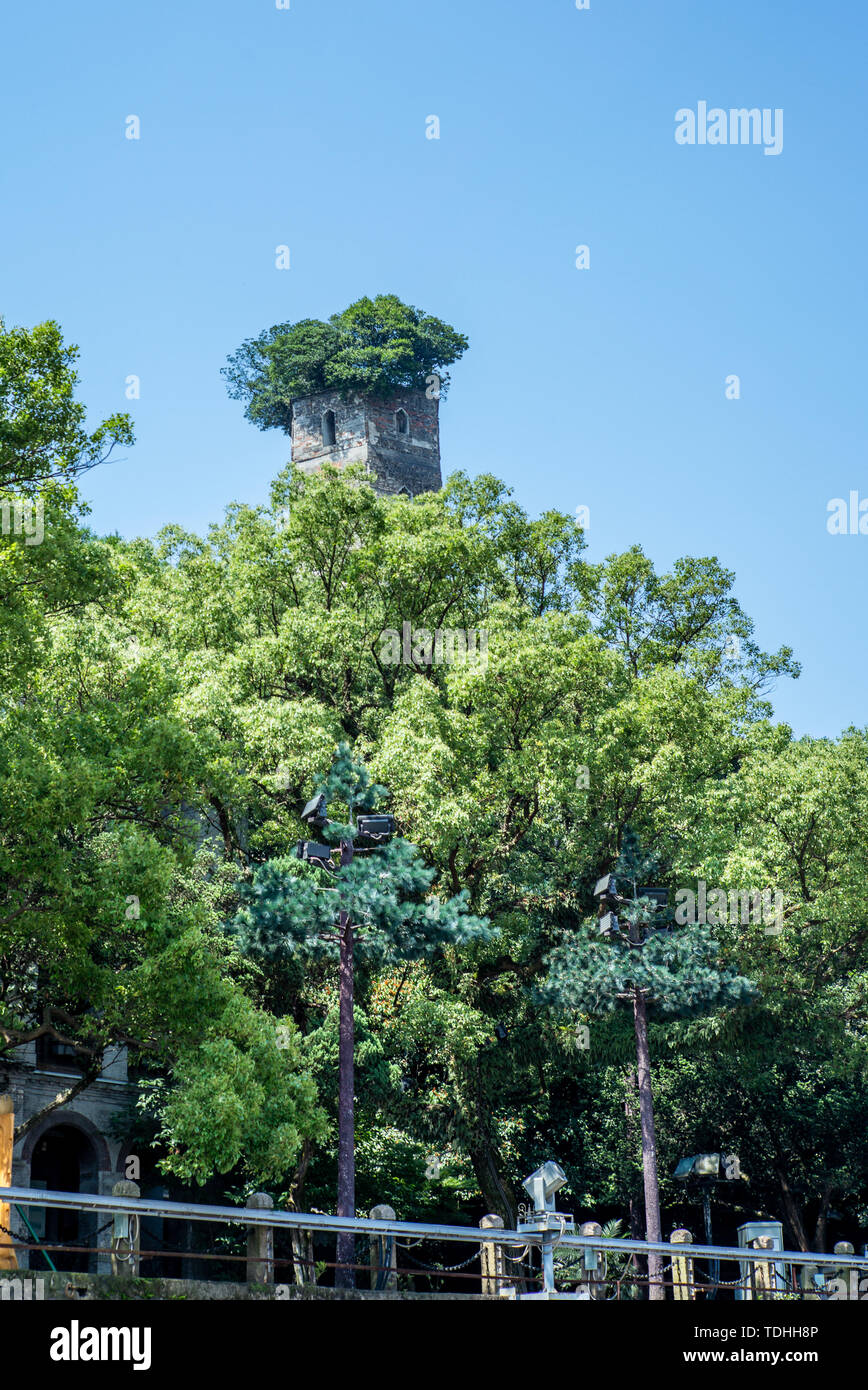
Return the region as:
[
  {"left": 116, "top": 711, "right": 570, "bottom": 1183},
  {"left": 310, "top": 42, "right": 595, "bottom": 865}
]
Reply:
[
  {"left": 523, "top": 1161, "right": 567, "bottom": 1213},
  {"left": 295, "top": 840, "right": 334, "bottom": 868},
  {"left": 694, "top": 1153, "right": 721, "bottom": 1178},
  {"left": 598, "top": 912, "right": 619, "bottom": 938},
  {"left": 301, "top": 794, "right": 328, "bottom": 829},
  {"left": 639, "top": 886, "right": 669, "bottom": 908},
  {"left": 593, "top": 874, "right": 617, "bottom": 899},
  {"left": 356, "top": 814, "right": 396, "bottom": 841},
  {"left": 674, "top": 1153, "right": 722, "bottom": 1179}
]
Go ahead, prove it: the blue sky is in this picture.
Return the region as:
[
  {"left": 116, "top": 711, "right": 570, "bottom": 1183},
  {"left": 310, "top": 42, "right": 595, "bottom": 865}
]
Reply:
[{"left": 1, "top": 0, "right": 865, "bottom": 737}]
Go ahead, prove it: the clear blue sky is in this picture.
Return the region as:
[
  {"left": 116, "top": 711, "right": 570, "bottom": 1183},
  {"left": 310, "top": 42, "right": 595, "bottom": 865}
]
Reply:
[{"left": 1, "top": 0, "right": 865, "bottom": 737}]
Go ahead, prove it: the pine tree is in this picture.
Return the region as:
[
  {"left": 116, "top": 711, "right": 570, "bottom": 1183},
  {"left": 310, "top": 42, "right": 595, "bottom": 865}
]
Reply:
[
  {"left": 539, "top": 828, "right": 757, "bottom": 1300},
  {"left": 234, "top": 743, "right": 492, "bottom": 1285}
]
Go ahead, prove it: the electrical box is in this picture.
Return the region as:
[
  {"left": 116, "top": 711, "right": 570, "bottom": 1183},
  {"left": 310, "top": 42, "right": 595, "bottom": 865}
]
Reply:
[{"left": 736, "top": 1220, "right": 786, "bottom": 1299}]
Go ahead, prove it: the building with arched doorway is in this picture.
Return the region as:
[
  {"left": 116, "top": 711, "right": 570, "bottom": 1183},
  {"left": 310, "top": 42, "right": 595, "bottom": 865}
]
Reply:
[{"left": 3, "top": 1040, "right": 136, "bottom": 1274}]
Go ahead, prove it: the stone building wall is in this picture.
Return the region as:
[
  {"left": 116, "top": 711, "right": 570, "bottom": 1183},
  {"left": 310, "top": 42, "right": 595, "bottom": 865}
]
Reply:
[
  {"left": 290, "top": 387, "right": 441, "bottom": 496},
  {"left": 4, "top": 1043, "right": 136, "bottom": 1273},
  {"left": 291, "top": 389, "right": 369, "bottom": 477}
]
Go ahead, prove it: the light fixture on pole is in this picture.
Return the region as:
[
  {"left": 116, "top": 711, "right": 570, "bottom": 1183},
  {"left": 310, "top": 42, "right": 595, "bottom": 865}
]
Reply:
[
  {"left": 675, "top": 1152, "right": 742, "bottom": 1298},
  {"left": 503, "top": 1161, "right": 577, "bottom": 1300}
]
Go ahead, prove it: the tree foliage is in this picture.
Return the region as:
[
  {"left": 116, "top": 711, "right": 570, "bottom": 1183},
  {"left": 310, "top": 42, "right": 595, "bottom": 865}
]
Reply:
[
  {"left": 222, "top": 294, "right": 469, "bottom": 431},
  {"left": 6, "top": 320, "right": 868, "bottom": 1252}
]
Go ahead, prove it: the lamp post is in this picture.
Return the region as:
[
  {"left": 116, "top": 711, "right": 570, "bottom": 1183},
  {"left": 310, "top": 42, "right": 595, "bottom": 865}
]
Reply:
[
  {"left": 336, "top": 833, "right": 354, "bottom": 1287},
  {"left": 594, "top": 871, "right": 670, "bottom": 1301},
  {"left": 542, "top": 832, "right": 756, "bottom": 1303},
  {"left": 296, "top": 791, "right": 396, "bottom": 1289},
  {"left": 674, "top": 1152, "right": 742, "bottom": 1298},
  {"left": 506, "top": 1161, "right": 576, "bottom": 1300},
  {"left": 241, "top": 747, "right": 491, "bottom": 1292}
]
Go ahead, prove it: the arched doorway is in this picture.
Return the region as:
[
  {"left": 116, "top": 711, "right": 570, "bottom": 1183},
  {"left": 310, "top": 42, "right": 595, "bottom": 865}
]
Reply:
[{"left": 30, "top": 1125, "right": 98, "bottom": 1272}]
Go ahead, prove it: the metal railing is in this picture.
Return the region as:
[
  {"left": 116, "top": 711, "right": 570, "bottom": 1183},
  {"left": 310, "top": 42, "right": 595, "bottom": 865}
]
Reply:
[{"left": 2, "top": 1186, "right": 866, "bottom": 1298}]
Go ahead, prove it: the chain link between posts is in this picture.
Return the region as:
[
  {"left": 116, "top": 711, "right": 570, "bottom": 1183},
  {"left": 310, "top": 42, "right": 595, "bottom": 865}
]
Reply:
[{"left": 396, "top": 1238, "right": 481, "bottom": 1273}]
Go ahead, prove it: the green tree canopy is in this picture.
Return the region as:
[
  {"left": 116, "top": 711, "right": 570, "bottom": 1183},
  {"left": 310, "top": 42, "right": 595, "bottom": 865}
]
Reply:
[
  {"left": 222, "top": 294, "right": 469, "bottom": 431},
  {"left": 234, "top": 743, "right": 493, "bottom": 968},
  {"left": 16, "top": 326, "right": 866, "bottom": 1247}
]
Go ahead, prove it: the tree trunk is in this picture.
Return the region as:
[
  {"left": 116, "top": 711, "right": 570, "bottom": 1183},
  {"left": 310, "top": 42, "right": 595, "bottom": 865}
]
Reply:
[
  {"left": 288, "top": 1138, "right": 314, "bottom": 1286},
  {"left": 335, "top": 885, "right": 355, "bottom": 1288},
  {"left": 466, "top": 1064, "right": 518, "bottom": 1228},
  {"left": 633, "top": 989, "right": 664, "bottom": 1299},
  {"left": 775, "top": 1167, "right": 809, "bottom": 1251},
  {"left": 813, "top": 1181, "right": 834, "bottom": 1254},
  {"left": 624, "top": 1070, "right": 646, "bottom": 1290},
  {"left": 468, "top": 1139, "right": 518, "bottom": 1229}
]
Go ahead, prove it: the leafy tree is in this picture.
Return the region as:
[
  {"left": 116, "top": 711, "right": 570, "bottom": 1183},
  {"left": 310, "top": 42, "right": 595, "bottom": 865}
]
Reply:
[
  {"left": 139, "top": 997, "right": 326, "bottom": 1187},
  {"left": 0, "top": 319, "right": 134, "bottom": 687},
  {"left": 110, "top": 461, "right": 798, "bottom": 1223},
  {"left": 0, "top": 327, "right": 323, "bottom": 1182},
  {"left": 10, "top": 341, "right": 824, "bottom": 1244},
  {"left": 0, "top": 317, "right": 133, "bottom": 493},
  {"left": 661, "top": 727, "right": 868, "bottom": 1249},
  {"left": 539, "top": 830, "right": 757, "bottom": 1296},
  {"left": 233, "top": 742, "right": 492, "bottom": 1281},
  {"left": 223, "top": 294, "right": 468, "bottom": 431}
]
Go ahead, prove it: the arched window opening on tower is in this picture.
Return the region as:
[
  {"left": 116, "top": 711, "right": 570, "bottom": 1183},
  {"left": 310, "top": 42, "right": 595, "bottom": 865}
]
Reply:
[
  {"left": 322, "top": 410, "right": 336, "bottom": 446},
  {"left": 395, "top": 409, "right": 409, "bottom": 436}
]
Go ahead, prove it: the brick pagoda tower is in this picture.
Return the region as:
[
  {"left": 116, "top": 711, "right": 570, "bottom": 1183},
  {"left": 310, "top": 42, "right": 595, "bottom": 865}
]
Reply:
[{"left": 290, "top": 387, "right": 441, "bottom": 497}]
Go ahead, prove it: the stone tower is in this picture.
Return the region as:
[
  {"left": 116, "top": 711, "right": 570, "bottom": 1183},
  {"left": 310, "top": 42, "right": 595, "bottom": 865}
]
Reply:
[{"left": 290, "top": 387, "right": 441, "bottom": 497}]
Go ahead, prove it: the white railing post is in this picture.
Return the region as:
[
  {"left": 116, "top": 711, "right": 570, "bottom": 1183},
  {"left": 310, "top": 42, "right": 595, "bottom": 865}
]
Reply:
[
  {"left": 369, "top": 1204, "right": 397, "bottom": 1290},
  {"left": 671, "top": 1228, "right": 695, "bottom": 1301},
  {"left": 246, "top": 1193, "right": 274, "bottom": 1284},
  {"left": 578, "top": 1221, "right": 606, "bottom": 1299},
  {"left": 479, "top": 1214, "right": 505, "bottom": 1295},
  {"left": 110, "top": 1180, "right": 141, "bottom": 1279},
  {"left": 751, "top": 1235, "right": 777, "bottom": 1299},
  {"left": 832, "top": 1241, "right": 859, "bottom": 1300}
]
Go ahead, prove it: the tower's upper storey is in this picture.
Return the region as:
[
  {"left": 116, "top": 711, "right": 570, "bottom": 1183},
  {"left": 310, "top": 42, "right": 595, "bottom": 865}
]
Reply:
[{"left": 290, "top": 387, "right": 441, "bottom": 497}]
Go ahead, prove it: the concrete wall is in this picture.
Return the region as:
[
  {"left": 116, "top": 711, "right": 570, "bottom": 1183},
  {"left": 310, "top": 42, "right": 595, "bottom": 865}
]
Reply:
[{"left": 0, "top": 1272, "right": 495, "bottom": 1300}]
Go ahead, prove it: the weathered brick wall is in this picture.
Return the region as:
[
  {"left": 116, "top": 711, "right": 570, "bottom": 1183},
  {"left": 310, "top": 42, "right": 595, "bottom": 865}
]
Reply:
[
  {"left": 366, "top": 389, "right": 441, "bottom": 495},
  {"left": 290, "top": 388, "right": 441, "bottom": 496},
  {"left": 291, "top": 389, "right": 368, "bottom": 476}
]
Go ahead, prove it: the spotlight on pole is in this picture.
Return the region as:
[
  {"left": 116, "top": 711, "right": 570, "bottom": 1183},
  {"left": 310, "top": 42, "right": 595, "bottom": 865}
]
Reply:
[
  {"left": 523, "top": 1160, "right": 568, "bottom": 1214},
  {"left": 356, "top": 813, "right": 396, "bottom": 842},
  {"left": 294, "top": 840, "right": 335, "bottom": 868},
  {"left": 301, "top": 793, "right": 328, "bottom": 830},
  {"left": 501, "top": 1162, "right": 577, "bottom": 1301},
  {"left": 593, "top": 874, "right": 620, "bottom": 901}
]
